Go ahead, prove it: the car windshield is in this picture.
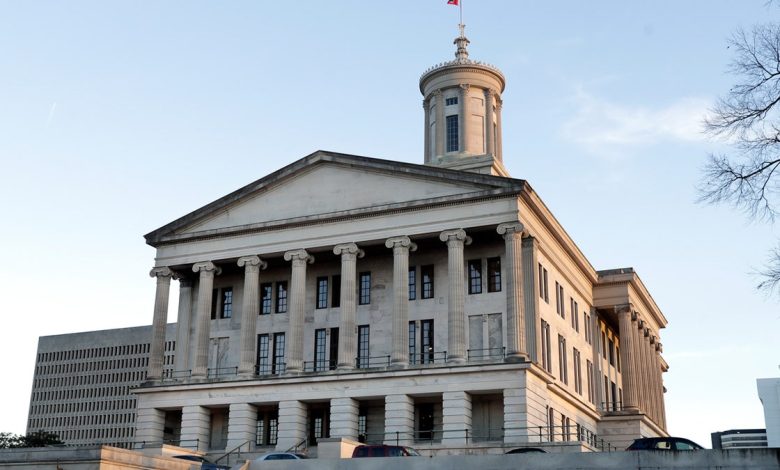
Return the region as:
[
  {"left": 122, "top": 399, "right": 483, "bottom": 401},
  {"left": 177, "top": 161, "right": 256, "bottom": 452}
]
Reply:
[{"left": 404, "top": 447, "right": 421, "bottom": 456}]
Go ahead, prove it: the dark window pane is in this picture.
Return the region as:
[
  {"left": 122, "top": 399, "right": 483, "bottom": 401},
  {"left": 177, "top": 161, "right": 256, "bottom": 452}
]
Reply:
[{"left": 487, "top": 257, "right": 501, "bottom": 292}]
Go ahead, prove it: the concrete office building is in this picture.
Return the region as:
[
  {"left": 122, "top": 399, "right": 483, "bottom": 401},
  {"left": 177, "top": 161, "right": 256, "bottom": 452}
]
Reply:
[
  {"left": 711, "top": 429, "right": 768, "bottom": 449},
  {"left": 132, "top": 28, "right": 670, "bottom": 456},
  {"left": 26, "top": 326, "right": 175, "bottom": 448}
]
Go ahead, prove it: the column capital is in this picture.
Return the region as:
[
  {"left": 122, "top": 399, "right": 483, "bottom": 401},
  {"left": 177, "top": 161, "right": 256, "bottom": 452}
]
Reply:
[
  {"left": 149, "top": 266, "right": 175, "bottom": 279},
  {"left": 459, "top": 83, "right": 470, "bottom": 92},
  {"left": 485, "top": 88, "right": 496, "bottom": 98},
  {"left": 192, "top": 261, "right": 221, "bottom": 275},
  {"left": 284, "top": 249, "right": 314, "bottom": 264},
  {"left": 439, "top": 228, "right": 472, "bottom": 245},
  {"left": 385, "top": 236, "right": 418, "bottom": 252},
  {"left": 433, "top": 88, "right": 443, "bottom": 97},
  {"left": 496, "top": 222, "right": 525, "bottom": 237},
  {"left": 613, "top": 303, "right": 633, "bottom": 316},
  {"left": 333, "top": 243, "right": 365, "bottom": 258},
  {"left": 656, "top": 342, "right": 663, "bottom": 353},
  {"left": 178, "top": 277, "right": 194, "bottom": 288},
  {"left": 237, "top": 255, "right": 268, "bottom": 271}
]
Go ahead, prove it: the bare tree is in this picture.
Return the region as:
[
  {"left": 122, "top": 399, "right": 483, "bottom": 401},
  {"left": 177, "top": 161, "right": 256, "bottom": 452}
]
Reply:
[{"left": 701, "top": 21, "right": 780, "bottom": 295}]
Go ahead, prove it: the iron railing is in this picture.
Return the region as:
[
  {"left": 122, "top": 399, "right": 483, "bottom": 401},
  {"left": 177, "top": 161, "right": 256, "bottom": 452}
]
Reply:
[
  {"left": 207, "top": 367, "right": 238, "bottom": 379},
  {"left": 467, "top": 347, "right": 506, "bottom": 361}
]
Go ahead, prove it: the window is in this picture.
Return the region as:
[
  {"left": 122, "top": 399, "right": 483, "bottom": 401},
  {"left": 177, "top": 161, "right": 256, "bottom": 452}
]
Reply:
[
  {"left": 408, "top": 321, "right": 417, "bottom": 364},
  {"left": 571, "top": 299, "right": 579, "bottom": 332},
  {"left": 538, "top": 264, "right": 549, "bottom": 302},
  {"left": 260, "top": 283, "right": 273, "bottom": 314},
  {"left": 616, "top": 345, "right": 621, "bottom": 372},
  {"left": 487, "top": 257, "right": 501, "bottom": 292},
  {"left": 555, "top": 282, "right": 565, "bottom": 318},
  {"left": 583, "top": 311, "right": 591, "bottom": 343},
  {"left": 256, "top": 410, "right": 278, "bottom": 446},
  {"left": 586, "top": 359, "right": 595, "bottom": 404},
  {"left": 331, "top": 275, "right": 341, "bottom": 308},
  {"left": 445, "top": 97, "right": 458, "bottom": 106},
  {"left": 446, "top": 115, "right": 458, "bottom": 152},
  {"left": 272, "top": 333, "right": 285, "bottom": 374},
  {"left": 316, "top": 277, "right": 328, "bottom": 309},
  {"left": 608, "top": 338, "right": 615, "bottom": 367},
  {"left": 421, "top": 319, "right": 434, "bottom": 364},
  {"left": 329, "top": 328, "right": 339, "bottom": 370},
  {"left": 547, "top": 406, "right": 555, "bottom": 441},
  {"left": 276, "top": 281, "right": 288, "bottom": 313},
  {"left": 558, "top": 335, "right": 568, "bottom": 385},
  {"left": 573, "top": 348, "right": 582, "bottom": 395},
  {"left": 314, "top": 329, "right": 327, "bottom": 371},
  {"left": 541, "top": 320, "right": 552, "bottom": 373},
  {"left": 256, "top": 334, "right": 270, "bottom": 375},
  {"left": 211, "top": 287, "right": 233, "bottom": 319},
  {"left": 468, "top": 259, "right": 482, "bottom": 294},
  {"left": 421, "top": 265, "right": 434, "bottom": 299},
  {"left": 359, "top": 272, "right": 371, "bottom": 305},
  {"left": 408, "top": 267, "right": 416, "bottom": 300},
  {"left": 601, "top": 331, "right": 607, "bottom": 359},
  {"left": 357, "top": 325, "right": 370, "bottom": 368}
]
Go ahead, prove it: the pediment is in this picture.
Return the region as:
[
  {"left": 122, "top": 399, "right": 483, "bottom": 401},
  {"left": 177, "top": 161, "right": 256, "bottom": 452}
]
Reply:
[{"left": 146, "top": 151, "right": 524, "bottom": 245}]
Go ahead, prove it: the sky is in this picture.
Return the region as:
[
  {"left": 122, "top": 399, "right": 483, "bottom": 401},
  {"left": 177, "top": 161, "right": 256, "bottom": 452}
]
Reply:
[{"left": 1, "top": 0, "right": 778, "bottom": 449}]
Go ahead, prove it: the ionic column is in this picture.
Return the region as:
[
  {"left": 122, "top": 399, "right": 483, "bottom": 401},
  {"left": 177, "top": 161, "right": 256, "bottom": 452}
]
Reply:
[
  {"left": 459, "top": 84, "right": 470, "bottom": 153},
  {"left": 617, "top": 307, "right": 639, "bottom": 411},
  {"left": 237, "top": 255, "right": 268, "bottom": 377},
  {"left": 656, "top": 342, "right": 668, "bottom": 429},
  {"left": 649, "top": 335, "right": 661, "bottom": 424},
  {"left": 386, "top": 236, "right": 417, "bottom": 368},
  {"left": 635, "top": 319, "right": 649, "bottom": 413},
  {"left": 191, "top": 261, "right": 221, "bottom": 379},
  {"left": 174, "top": 278, "right": 193, "bottom": 373},
  {"left": 283, "top": 249, "right": 314, "bottom": 374},
  {"left": 521, "top": 236, "right": 541, "bottom": 364},
  {"left": 423, "top": 99, "right": 431, "bottom": 163},
  {"left": 497, "top": 222, "right": 528, "bottom": 362},
  {"left": 440, "top": 229, "right": 471, "bottom": 363},
  {"left": 148, "top": 266, "right": 175, "bottom": 381},
  {"left": 485, "top": 89, "right": 495, "bottom": 156},
  {"left": 334, "top": 243, "right": 364, "bottom": 370},
  {"left": 435, "top": 89, "right": 445, "bottom": 156}
]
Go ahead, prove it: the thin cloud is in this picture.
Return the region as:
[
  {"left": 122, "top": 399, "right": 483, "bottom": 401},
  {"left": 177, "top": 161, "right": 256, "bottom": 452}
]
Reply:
[
  {"left": 561, "top": 88, "right": 711, "bottom": 155},
  {"left": 46, "top": 102, "right": 57, "bottom": 127}
]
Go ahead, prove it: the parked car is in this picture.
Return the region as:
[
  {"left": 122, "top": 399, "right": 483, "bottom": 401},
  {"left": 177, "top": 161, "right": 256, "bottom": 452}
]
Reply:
[
  {"left": 172, "top": 454, "right": 230, "bottom": 469},
  {"left": 352, "top": 444, "right": 421, "bottom": 457},
  {"left": 626, "top": 437, "right": 704, "bottom": 451},
  {"left": 253, "top": 452, "right": 309, "bottom": 461},
  {"left": 505, "top": 447, "right": 547, "bottom": 454}
]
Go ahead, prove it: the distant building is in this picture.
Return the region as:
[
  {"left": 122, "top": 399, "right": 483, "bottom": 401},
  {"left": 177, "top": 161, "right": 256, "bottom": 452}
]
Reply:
[
  {"left": 711, "top": 429, "right": 768, "bottom": 449},
  {"left": 26, "top": 326, "right": 174, "bottom": 448},
  {"left": 758, "top": 377, "right": 780, "bottom": 448}
]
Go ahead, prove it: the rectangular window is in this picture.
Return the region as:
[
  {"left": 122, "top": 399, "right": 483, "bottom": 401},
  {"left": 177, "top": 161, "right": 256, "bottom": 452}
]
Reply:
[
  {"left": 260, "top": 283, "right": 273, "bottom": 314},
  {"left": 316, "top": 277, "right": 328, "bottom": 309},
  {"left": 487, "top": 257, "right": 501, "bottom": 292},
  {"left": 555, "top": 283, "right": 565, "bottom": 318},
  {"left": 446, "top": 115, "right": 459, "bottom": 152},
  {"left": 421, "top": 319, "right": 434, "bottom": 364},
  {"left": 408, "top": 267, "right": 417, "bottom": 300},
  {"left": 357, "top": 325, "right": 370, "bottom": 368},
  {"left": 541, "top": 320, "right": 552, "bottom": 373},
  {"left": 329, "top": 328, "right": 339, "bottom": 370},
  {"left": 445, "top": 97, "right": 458, "bottom": 106},
  {"left": 538, "top": 264, "right": 549, "bottom": 303},
  {"left": 604, "top": 375, "right": 610, "bottom": 410},
  {"left": 359, "top": 272, "right": 371, "bottom": 305},
  {"left": 547, "top": 406, "right": 555, "bottom": 442},
  {"left": 573, "top": 348, "right": 582, "bottom": 395},
  {"left": 256, "top": 334, "right": 270, "bottom": 375},
  {"left": 272, "top": 333, "right": 285, "bottom": 374},
  {"left": 276, "top": 281, "right": 288, "bottom": 313},
  {"left": 571, "top": 299, "right": 579, "bottom": 332},
  {"left": 421, "top": 265, "right": 434, "bottom": 299},
  {"left": 616, "top": 345, "right": 621, "bottom": 372},
  {"left": 408, "top": 321, "right": 417, "bottom": 365},
  {"left": 211, "top": 288, "right": 218, "bottom": 320},
  {"left": 221, "top": 287, "right": 233, "bottom": 318},
  {"left": 331, "top": 275, "right": 341, "bottom": 308},
  {"left": 558, "top": 335, "right": 568, "bottom": 385},
  {"left": 601, "top": 331, "right": 607, "bottom": 359},
  {"left": 468, "top": 259, "right": 482, "bottom": 294},
  {"left": 314, "top": 329, "right": 327, "bottom": 371},
  {"left": 583, "top": 312, "right": 590, "bottom": 343},
  {"left": 586, "top": 359, "right": 594, "bottom": 404},
  {"left": 608, "top": 338, "right": 615, "bottom": 367}
]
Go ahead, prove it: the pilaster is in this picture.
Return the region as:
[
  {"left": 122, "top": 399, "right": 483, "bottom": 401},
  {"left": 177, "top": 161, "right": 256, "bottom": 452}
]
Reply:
[
  {"left": 330, "top": 397, "right": 359, "bottom": 440},
  {"left": 276, "top": 400, "right": 307, "bottom": 451},
  {"left": 226, "top": 403, "right": 258, "bottom": 450},
  {"left": 440, "top": 228, "right": 471, "bottom": 363},
  {"left": 384, "top": 394, "right": 415, "bottom": 446},
  {"left": 181, "top": 405, "right": 211, "bottom": 451},
  {"left": 386, "top": 236, "right": 417, "bottom": 368}
]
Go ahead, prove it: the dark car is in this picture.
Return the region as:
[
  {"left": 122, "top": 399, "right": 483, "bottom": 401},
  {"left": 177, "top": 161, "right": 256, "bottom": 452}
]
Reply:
[
  {"left": 352, "top": 444, "right": 421, "bottom": 457},
  {"left": 626, "top": 437, "right": 704, "bottom": 451},
  {"left": 505, "top": 447, "right": 547, "bottom": 454},
  {"left": 253, "top": 452, "right": 309, "bottom": 461},
  {"left": 172, "top": 454, "right": 230, "bottom": 469}
]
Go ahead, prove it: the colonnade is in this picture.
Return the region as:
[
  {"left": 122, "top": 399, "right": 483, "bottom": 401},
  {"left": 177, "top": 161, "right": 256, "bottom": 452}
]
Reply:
[
  {"left": 146, "top": 223, "right": 530, "bottom": 381},
  {"left": 616, "top": 306, "right": 666, "bottom": 428}
]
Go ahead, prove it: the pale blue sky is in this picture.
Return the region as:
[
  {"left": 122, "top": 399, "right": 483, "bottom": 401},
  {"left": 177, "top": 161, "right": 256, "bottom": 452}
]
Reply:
[{"left": 1, "top": 1, "right": 777, "bottom": 448}]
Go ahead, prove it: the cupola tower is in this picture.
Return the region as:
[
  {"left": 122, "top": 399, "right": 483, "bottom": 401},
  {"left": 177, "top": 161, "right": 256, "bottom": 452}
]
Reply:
[{"left": 420, "top": 26, "right": 507, "bottom": 176}]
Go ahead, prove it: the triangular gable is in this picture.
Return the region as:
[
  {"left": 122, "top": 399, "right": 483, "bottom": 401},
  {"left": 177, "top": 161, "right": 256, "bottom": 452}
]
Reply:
[{"left": 145, "top": 150, "right": 525, "bottom": 246}]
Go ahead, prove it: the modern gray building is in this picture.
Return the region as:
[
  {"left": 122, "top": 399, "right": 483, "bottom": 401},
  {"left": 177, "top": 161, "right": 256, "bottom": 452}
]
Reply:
[{"left": 711, "top": 429, "right": 768, "bottom": 449}]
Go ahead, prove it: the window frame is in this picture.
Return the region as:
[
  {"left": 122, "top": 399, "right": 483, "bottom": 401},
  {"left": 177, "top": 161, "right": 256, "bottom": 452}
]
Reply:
[
  {"left": 445, "top": 114, "right": 459, "bottom": 152},
  {"left": 487, "top": 257, "right": 501, "bottom": 292},
  {"left": 316, "top": 276, "right": 328, "bottom": 309},
  {"left": 468, "top": 259, "right": 483, "bottom": 295},
  {"left": 358, "top": 272, "right": 371, "bottom": 305},
  {"left": 421, "top": 265, "right": 434, "bottom": 299}
]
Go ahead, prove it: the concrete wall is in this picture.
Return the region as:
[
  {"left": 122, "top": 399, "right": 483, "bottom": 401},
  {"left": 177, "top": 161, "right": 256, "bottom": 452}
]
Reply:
[{"left": 239, "top": 450, "right": 780, "bottom": 470}]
